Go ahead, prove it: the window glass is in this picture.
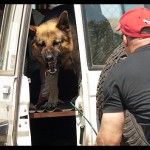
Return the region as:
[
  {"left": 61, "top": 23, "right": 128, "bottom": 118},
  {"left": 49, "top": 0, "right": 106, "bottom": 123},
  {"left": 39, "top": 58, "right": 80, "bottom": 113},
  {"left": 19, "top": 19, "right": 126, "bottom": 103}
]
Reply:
[
  {"left": 0, "top": 5, "right": 5, "bottom": 30},
  {"left": 84, "top": 4, "right": 150, "bottom": 69},
  {"left": 0, "top": 5, "right": 18, "bottom": 73},
  {"left": 0, "top": 4, "right": 5, "bottom": 71}
]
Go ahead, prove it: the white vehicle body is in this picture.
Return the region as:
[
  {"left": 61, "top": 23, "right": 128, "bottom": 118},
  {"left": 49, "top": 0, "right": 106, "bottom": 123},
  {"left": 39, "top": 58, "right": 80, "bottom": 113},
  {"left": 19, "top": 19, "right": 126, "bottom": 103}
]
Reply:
[{"left": 0, "top": 4, "right": 148, "bottom": 146}]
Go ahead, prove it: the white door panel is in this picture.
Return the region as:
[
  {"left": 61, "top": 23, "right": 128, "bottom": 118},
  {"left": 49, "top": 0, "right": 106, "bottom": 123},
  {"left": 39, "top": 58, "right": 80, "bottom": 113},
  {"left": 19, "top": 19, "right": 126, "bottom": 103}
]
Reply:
[
  {"left": 88, "top": 71, "right": 101, "bottom": 96},
  {"left": 74, "top": 4, "right": 94, "bottom": 145},
  {"left": 17, "top": 75, "right": 31, "bottom": 145},
  {"left": 0, "top": 76, "right": 17, "bottom": 145}
]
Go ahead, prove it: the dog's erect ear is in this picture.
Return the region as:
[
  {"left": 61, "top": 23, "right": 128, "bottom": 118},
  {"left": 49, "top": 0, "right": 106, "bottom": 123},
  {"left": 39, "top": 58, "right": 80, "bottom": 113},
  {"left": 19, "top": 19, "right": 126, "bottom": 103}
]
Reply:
[
  {"left": 29, "top": 25, "right": 37, "bottom": 32},
  {"left": 56, "top": 11, "right": 70, "bottom": 31},
  {"left": 29, "top": 25, "right": 37, "bottom": 38}
]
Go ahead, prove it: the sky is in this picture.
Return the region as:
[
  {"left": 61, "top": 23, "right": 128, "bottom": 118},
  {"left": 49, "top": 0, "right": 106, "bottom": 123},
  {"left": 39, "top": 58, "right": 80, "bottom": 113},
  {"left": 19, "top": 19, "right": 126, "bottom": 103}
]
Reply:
[{"left": 101, "top": 4, "right": 145, "bottom": 19}]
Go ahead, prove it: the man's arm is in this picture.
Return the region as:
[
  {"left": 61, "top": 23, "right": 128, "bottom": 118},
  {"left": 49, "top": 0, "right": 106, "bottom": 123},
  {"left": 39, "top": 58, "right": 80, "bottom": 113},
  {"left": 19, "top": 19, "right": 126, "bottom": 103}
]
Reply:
[{"left": 94, "top": 112, "right": 125, "bottom": 146}]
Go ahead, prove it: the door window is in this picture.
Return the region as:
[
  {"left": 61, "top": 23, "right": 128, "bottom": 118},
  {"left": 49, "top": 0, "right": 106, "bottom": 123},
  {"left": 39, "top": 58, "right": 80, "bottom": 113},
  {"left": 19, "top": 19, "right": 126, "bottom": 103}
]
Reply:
[
  {"left": 82, "top": 4, "right": 149, "bottom": 70},
  {"left": 0, "top": 5, "right": 4, "bottom": 29},
  {"left": 0, "top": 5, "right": 20, "bottom": 74},
  {"left": 0, "top": 4, "right": 5, "bottom": 71}
]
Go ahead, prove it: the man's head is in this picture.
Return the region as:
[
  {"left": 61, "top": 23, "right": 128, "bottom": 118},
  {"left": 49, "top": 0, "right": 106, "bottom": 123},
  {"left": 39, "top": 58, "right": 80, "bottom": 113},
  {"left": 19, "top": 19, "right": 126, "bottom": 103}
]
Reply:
[{"left": 116, "top": 7, "right": 150, "bottom": 55}]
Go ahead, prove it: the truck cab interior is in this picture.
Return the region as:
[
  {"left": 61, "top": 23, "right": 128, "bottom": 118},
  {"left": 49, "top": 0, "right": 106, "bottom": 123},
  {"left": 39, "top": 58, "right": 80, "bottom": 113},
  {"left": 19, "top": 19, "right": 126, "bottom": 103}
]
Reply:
[{"left": 25, "top": 4, "right": 79, "bottom": 146}]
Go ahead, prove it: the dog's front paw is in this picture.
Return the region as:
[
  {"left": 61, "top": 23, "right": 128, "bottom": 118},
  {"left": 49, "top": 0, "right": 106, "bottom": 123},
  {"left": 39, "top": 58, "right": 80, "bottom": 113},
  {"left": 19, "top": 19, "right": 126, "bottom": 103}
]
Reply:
[
  {"left": 47, "top": 102, "right": 57, "bottom": 108},
  {"left": 39, "top": 102, "right": 56, "bottom": 112},
  {"left": 42, "top": 101, "right": 57, "bottom": 110}
]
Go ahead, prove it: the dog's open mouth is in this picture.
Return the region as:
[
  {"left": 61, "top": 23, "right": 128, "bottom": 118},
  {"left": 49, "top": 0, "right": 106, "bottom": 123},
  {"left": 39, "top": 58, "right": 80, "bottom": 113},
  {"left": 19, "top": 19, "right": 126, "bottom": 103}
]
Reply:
[{"left": 47, "top": 60, "right": 57, "bottom": 74}]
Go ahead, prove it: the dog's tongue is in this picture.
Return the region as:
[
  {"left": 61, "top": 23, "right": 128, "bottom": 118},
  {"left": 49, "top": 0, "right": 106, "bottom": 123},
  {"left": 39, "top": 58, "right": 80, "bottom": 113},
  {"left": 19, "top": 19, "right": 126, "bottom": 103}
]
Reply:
[{"left": 47, "top": 61, "right": 57, "bottom": 74}]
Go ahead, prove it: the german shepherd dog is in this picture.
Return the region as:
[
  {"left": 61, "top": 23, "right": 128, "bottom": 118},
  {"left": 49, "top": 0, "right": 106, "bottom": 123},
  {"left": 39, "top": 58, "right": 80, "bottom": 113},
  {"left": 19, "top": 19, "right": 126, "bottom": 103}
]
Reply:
[{"left": 29, "top": 5, "right": 81, "bottom": 109}]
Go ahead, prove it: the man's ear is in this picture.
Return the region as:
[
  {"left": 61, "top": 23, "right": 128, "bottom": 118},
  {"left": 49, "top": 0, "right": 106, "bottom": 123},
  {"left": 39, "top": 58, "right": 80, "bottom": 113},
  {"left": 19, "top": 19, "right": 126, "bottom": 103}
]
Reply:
[
  {"left": 123, "top": 35, "right": 128, "bottom": 47},
  {"left": 56, "top": 11, "right": 70, "bottom": 31}
]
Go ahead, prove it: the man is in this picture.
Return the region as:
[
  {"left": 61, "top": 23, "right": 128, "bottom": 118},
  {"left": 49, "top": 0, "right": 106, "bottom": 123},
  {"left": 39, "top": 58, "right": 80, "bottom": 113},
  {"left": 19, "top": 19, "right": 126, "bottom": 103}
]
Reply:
[{"left": 94, "top": 7, "right": 150, "bottom": 146}]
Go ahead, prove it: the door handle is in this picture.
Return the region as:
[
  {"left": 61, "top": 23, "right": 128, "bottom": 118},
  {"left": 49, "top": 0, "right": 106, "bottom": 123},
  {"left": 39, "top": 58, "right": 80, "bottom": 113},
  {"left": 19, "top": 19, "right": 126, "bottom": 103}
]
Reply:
[
  {"left": 2, "top": 86, "right": 10, "bottom": 94},
  {"left": 79, "top": 125, "right": 85, "bottom": 145}
]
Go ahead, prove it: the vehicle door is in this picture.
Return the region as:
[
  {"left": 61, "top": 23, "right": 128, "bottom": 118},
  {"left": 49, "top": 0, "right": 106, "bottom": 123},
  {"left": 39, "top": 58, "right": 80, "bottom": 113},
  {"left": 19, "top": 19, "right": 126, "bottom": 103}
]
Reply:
[{"left": 0, "top": 4, "right": 31, "bottom": 145}]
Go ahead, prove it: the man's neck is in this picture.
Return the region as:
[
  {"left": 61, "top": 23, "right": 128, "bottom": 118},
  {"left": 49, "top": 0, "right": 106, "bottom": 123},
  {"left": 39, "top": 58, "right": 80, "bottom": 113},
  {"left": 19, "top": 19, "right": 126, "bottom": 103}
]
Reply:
[{"left": 129, "top": 38, "right": 150, "bottom": 54}]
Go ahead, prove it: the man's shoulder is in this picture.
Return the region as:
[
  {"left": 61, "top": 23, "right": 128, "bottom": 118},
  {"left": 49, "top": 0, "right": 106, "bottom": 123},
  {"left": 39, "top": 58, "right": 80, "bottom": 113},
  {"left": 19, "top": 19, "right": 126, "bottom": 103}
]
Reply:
[{"left": 109, "top": 58, "right": 128, "bottom": 76}]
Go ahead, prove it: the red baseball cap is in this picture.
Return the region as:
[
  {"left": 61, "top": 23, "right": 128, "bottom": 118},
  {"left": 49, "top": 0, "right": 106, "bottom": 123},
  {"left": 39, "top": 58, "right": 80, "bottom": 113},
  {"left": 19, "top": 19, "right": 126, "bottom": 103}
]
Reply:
[{"left": 116, "top": 7, "right": 150, "bottom": 38}]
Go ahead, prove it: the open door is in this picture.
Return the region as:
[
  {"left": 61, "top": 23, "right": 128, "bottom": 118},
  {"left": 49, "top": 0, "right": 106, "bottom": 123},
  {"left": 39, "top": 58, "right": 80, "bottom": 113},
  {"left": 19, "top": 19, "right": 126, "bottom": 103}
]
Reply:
[
  {"left": 0, "top": 4, "right": 32, "bottom": 145},
  {"left": 74, "top": 4, "right": 148, "bottom": 146},
  {"left": 73, "top": 5, "right": 99, "bottom": 146},
  {"left": 73, "top": 4, "right": 122, "bottom": 145}
]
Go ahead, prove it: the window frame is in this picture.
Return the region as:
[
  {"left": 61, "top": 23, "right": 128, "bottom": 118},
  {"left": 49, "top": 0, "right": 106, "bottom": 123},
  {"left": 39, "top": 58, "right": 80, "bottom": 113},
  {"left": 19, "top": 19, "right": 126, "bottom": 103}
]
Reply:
[{"left": 81, "top": 4, "right": 150, "bottom": 71}]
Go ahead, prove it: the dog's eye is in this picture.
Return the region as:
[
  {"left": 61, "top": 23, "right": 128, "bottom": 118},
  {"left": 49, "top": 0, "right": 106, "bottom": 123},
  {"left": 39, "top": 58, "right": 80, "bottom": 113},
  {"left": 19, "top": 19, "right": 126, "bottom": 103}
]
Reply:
[
  {"left": 53, "top": 41, "right": 61, "bottom": 46},
  {"left": 37, "top": 41, "right": 46, "bottom": 48}
]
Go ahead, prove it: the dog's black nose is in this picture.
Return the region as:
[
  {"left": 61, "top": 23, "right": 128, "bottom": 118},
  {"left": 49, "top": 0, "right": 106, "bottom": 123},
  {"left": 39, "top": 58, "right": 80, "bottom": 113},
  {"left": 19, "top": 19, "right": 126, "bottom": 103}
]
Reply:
[{"left": 44, "top": 53, "right": 54, "bottom": 62}]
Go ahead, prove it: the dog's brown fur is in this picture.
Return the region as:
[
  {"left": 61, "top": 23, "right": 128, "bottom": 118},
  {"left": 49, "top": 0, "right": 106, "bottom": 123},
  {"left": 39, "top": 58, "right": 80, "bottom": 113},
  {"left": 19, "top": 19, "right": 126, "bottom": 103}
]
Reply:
[{"left": 29, "top": 5, "right": 81, "bottom": 108}]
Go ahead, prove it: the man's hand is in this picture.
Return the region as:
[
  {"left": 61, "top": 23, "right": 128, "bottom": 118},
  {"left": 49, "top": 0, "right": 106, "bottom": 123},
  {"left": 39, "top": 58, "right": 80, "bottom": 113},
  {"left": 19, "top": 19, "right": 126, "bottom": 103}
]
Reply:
[{"left": 94, "top": 112, "right": 125, "bottom": 146}]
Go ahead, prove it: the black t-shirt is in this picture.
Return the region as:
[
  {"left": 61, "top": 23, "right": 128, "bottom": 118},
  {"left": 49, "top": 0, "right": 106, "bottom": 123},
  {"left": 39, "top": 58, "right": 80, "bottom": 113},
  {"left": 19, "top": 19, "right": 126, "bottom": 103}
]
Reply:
[{"left": 103, "top": 43, "right": 150, "bottom": 125}]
